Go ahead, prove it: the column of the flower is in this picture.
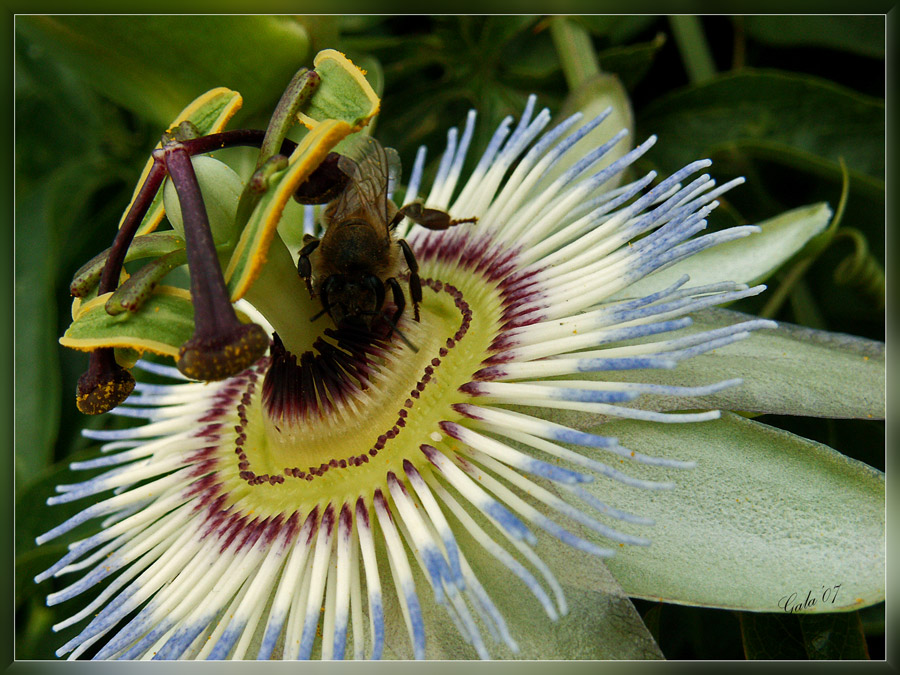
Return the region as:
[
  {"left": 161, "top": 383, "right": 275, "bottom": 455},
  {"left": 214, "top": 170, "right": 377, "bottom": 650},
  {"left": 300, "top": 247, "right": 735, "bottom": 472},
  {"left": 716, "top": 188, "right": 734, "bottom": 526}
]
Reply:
[{"left": 160, "top": 142, "right": 269, "bottom": 380}]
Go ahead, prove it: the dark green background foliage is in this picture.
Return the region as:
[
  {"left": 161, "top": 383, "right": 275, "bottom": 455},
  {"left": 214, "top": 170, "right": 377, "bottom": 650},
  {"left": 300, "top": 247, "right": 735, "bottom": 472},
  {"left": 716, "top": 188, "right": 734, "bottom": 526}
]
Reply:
[{"left": 14, "top": 15, "right": 885, "bottom": 660}]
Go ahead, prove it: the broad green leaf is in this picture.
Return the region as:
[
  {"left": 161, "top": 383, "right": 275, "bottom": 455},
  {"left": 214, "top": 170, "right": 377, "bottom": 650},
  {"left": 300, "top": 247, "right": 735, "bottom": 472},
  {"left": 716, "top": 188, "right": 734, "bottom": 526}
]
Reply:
[
  {"left": 15, "top": 156, "right": 116, "bottom": 484},
  {"left": 638, "top": 69, "right": 885, "bottom": 180},
  {"left": 744, "top": 16, "right": 885, "bottom": 59},
  {"left": 594, "top": 413, "right": 884, "bottom": 612},
  {"left": 739, "top": 612, "right": 808, "bottom": 659},
  {"left": 15, "top": 184, "right": 62, "bottom": 485},
  {"left": 60, "top": 286, "right": 195, "bottom": 358},
  {"left": 15, "top": 16, "right": 309, "bottom": 126},
  {"left": 614, "top": 202, "right": 833, "bottom": 299},
  {"left": 579, "top": 307, "right": 885, "bottom": 420}
]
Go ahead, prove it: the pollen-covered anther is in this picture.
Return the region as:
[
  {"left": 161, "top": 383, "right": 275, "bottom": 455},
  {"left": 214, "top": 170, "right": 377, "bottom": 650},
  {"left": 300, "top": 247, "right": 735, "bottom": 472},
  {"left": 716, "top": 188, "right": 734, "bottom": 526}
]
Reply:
[{"left": 75, "top": 347, "right": 136, "bottom": 415}]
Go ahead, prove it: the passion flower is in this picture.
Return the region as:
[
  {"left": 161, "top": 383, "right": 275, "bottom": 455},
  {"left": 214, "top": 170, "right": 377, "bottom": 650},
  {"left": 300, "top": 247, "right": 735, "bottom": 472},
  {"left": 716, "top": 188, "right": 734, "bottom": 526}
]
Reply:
[{"left": 39, "top": 56, "right": 779, "bottom": 660}]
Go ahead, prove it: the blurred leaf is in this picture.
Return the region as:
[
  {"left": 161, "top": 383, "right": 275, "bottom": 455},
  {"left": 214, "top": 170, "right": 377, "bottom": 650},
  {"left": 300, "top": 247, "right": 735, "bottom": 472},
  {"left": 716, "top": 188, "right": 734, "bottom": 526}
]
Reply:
[
  {"left": 573, "top": 15, "right": 659, "bottom": 45},
  {"left": 739, "top": 612, "right": 808, "bottom": 659},
  {"left": 15, "top": 157, "right": 119, "bottom": 485},
  {"left": 638, "top": 69, "right": 884, "bottom": 180},
  {"left": 15, "top": 188, "right": 61, "bottom": 486},
  {"left": 745, "top": 16, "right": 885, "bottom": 59},
  {"left": 616, "top": 202, "right": 833, "bottom": 300},
  {"left": 799, "top": 612, "right": 870, "bottom": 659},
  {"left": 361, "top": 17, "right": 567, "bottom": 165},
  {"left": 740, "top": 611, "right": 869, "bottom": 659},
  {"left": 596, "top": 413, "right": 884, "bottom": 612},
  {"left": 16, "top": 16, "right": 310, "bottom": 126},
  {"left": 598, "top": 32, "right": 667, "bottom": 91}
]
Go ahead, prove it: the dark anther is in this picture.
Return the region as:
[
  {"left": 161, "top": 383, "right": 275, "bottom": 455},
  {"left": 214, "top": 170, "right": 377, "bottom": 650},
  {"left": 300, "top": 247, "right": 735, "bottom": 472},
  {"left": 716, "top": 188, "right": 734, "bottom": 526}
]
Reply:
[
  {"left": 71, "top": 156, "right": 170, "bottom": 413},
  {"left": 161, "top": 142, "right": 268, "bottom": 381},
  {"left": 76, "top": 348, "right": 135, "bottom": 415}
]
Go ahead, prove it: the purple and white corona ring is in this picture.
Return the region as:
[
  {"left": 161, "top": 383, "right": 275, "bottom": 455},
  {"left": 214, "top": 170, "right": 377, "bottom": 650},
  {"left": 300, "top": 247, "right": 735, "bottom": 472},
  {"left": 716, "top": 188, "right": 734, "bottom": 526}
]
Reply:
[{"left": 37, "top": 95, "right": 774, "bottom": 660}]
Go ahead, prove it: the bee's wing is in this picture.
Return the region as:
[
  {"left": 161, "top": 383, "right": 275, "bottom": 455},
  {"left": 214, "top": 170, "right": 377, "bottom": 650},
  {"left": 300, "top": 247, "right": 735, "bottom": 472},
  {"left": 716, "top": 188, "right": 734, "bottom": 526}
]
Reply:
[
  {"left": 384, "top": 147, "right": 402, "bottom": 201},
  {"left": 332, "top": 136, "right": 393, "bottom": 229}
]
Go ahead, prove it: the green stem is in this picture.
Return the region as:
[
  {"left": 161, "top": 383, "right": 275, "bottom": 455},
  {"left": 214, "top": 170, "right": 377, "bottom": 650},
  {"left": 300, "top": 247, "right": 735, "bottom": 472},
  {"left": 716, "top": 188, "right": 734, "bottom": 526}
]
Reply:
[
  {"left": 549, "top": 17, "right": 601, "bottom": 90},
  {"left": 760, "top": 160, "right": 852, "bottom": 319},
  {"left": 759, "top": 258, "right": 814, "bottom": 319},
  {"left": 669, "top": 16, "right": 716, "bottom": 84}
]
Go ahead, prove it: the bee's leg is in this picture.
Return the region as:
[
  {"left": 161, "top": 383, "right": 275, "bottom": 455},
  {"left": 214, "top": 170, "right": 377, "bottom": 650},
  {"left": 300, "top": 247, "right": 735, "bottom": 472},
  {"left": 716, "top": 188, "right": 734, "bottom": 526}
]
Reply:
[
  {"left": 391, "top": 202, "right": 478, "bottom": 231},
  {"left": 297, "top": 237, "right": 320, "bottom": 296},
  {"left": 385, "top": 277, "right": 406, "bottom": 331},
  {"left": 397, "top": 239, "right": 422, "bottom": 322}
]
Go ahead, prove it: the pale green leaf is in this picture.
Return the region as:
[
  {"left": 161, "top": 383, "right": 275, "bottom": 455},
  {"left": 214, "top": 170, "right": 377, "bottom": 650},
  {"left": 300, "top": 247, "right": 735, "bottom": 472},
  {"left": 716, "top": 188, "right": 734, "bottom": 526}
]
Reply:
[
  {"left": 615, "top": 202, "right": 832, "bottom": 299},
  {"left": 592, "top": 413, "right": 884, "bottom": 612}
]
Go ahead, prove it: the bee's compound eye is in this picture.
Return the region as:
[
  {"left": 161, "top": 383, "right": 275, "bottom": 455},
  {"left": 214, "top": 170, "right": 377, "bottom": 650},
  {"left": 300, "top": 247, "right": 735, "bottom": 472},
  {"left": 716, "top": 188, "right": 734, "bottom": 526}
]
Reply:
[{"left": 362, "top": 274, "right": 385, "bottom": 312}]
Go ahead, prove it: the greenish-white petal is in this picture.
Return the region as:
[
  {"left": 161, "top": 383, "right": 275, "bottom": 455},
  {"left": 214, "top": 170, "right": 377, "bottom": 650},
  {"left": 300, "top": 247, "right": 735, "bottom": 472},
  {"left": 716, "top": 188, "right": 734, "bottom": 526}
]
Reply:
[
  {"left": 590, "top": 412, "right": 884, "bottom": 612},
  {"left": 574, "top": 307, "right": 885, "bottom": 419},
  {"left": 391, "top": 525, "right": 663, "bottom": 659}
]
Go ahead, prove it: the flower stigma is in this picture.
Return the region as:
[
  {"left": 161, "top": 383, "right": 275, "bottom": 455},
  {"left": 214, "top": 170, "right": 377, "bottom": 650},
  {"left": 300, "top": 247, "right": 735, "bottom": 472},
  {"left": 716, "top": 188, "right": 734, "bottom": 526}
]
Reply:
[{"left": 39, "top": 60, "right": 777, "bottom": 661}]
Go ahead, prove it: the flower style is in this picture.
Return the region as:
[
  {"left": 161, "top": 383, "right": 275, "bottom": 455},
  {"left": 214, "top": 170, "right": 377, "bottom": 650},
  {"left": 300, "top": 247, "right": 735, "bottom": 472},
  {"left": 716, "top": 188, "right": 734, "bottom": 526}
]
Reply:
[{"left": 34, "top": 57, "right": 878, "bottom": 661}]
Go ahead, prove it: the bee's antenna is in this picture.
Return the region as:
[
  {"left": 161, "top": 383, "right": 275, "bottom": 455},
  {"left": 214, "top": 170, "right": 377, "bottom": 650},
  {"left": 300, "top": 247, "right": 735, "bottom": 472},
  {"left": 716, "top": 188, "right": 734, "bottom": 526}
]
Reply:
[
  {"left": 310, "top": 308, "right": 328, "bottom": 322},
  {"left": 390, "top": 324, "right": 419, "bottom": 353},
  {"left": 360, "top": 310, "right": 419, "bottom": 353}
]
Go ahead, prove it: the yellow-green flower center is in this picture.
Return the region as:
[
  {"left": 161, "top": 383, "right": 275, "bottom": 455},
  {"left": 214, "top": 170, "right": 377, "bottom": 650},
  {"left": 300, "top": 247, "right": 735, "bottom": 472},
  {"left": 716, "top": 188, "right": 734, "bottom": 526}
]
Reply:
[{"left": 215, "top": 253, "right": 507, "bottom": 516}]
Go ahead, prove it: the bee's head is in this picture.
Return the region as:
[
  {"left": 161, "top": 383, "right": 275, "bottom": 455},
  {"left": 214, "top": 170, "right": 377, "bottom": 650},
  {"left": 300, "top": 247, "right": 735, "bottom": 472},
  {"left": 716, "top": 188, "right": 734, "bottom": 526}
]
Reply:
[{"left": 319, "top": 273, "right": 385, "bottom": 331}]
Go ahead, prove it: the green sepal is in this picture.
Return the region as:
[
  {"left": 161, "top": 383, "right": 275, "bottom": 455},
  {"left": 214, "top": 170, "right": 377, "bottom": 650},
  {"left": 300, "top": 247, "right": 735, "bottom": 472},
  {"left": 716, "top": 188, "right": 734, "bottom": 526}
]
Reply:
[
  {"left": 61, "top": 286, "right": 195, "bottom": 359},
  {"left": 568, "top": 307, "right": 885, "bottom": 420}
]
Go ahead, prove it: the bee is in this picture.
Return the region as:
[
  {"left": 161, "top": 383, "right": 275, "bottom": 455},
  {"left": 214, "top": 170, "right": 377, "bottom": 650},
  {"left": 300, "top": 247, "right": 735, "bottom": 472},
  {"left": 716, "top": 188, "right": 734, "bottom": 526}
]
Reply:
[{"left": 294, "top": 135, "right": 476, "bottom": 335}]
